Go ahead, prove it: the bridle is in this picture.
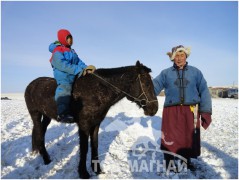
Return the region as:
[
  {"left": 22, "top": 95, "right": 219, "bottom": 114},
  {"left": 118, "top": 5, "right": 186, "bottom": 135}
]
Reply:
[
  {"left": 92, "top": 73, "right": 158, "bottom": 108},
  {"left": 135, "top": 74, "right": 158, "bottom": 107}
]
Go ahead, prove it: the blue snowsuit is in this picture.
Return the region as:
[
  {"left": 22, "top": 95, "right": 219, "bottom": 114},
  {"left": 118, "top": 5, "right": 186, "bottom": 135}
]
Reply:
[{"left": 49, "top": 42, "right": 87, "bottom": 115}]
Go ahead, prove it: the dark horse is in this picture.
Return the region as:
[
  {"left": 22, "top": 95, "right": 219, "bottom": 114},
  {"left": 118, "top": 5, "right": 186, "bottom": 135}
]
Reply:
[{"left": 25, "top": 61, "right": 158, "bottom": 178}]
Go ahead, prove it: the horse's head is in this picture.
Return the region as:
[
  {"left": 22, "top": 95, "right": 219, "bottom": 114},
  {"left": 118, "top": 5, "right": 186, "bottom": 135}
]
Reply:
[{"left": 126, "top": 61, "right": 158, "bottom": 116}]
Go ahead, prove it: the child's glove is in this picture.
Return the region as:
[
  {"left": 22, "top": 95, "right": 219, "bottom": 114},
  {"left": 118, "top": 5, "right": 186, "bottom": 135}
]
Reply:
[{"left": 82, "top": 65, "right": 96, "bottom": 76}]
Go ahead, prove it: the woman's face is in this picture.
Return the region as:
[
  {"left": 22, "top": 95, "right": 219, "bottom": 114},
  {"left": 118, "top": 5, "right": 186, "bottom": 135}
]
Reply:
[{"left": 174, "top": 51, "right": 187, "bottom": 69}]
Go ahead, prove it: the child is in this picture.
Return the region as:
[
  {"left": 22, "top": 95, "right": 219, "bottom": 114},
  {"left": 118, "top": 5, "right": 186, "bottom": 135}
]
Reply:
[{"left": 49, "top": 29, "right": 95, "bottom": 123}]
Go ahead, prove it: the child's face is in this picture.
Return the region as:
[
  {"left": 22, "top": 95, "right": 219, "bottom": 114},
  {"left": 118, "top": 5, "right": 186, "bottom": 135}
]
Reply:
[{"left": 66, "top": 37, "right": 73, "bottom": 46}]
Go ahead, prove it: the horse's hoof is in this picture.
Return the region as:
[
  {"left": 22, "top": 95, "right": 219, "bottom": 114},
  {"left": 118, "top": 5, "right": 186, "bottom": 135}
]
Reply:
[
  {"left": 44, "top": 158, "right": 51, "bottom": 165},
  {"left": 79, "top": 171, "right": 90, "bottom": 179}
]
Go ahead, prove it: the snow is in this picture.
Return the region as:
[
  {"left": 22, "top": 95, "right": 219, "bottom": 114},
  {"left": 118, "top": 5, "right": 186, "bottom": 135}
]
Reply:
[{"left": 1, "top": 94, "right": 238, "bottom": 179}]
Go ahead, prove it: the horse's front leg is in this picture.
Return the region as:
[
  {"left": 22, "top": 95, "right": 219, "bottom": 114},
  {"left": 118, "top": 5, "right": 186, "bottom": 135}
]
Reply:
[
  {"left": 90, "top": 125, "right": 103, "bottom": 175},
  {"left": 79, "top": 130, "right": 90, "bottom": 179}
]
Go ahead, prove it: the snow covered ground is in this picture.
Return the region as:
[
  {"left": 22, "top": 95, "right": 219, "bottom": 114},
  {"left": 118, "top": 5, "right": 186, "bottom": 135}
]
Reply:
[{"left": 1, "top": 93, "right": 238, "bottom": 179}]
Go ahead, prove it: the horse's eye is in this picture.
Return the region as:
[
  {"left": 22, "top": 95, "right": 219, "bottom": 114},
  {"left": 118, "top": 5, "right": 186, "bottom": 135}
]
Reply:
[{"left": 145, "top": 81, "right": 150, "bottom": 87}]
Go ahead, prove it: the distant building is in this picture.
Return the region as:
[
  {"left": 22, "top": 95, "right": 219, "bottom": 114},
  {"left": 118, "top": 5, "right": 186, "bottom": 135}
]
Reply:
[
  {"left": 209, "top": 86, "right": 238, "bottom": 99},
  {"left": 157, "top": 87, "right": 238, "bottom": 99}
]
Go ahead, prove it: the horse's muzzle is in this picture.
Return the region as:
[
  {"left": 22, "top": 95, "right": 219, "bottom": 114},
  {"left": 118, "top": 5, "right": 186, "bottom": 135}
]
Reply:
[{"left": 143, "top": 101, "right": 158, "bottom": 116}]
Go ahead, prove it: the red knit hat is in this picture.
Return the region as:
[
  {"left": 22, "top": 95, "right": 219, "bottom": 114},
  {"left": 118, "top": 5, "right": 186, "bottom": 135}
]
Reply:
[{"left": 57, "top": 29, "right": 72, "bottom": 46}]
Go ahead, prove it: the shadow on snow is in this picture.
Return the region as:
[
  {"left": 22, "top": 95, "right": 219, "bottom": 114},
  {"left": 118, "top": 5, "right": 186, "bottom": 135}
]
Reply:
[{"left": 1, "top": 113, "right": 237, "bottom": 179}]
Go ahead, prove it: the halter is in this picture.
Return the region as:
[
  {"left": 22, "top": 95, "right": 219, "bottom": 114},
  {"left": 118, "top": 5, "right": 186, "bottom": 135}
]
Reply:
[
  {"left": 92, "top": 73, "right": 158, "bottom": 108},
  {"left": 135, "top": 74, "right": 158, "bottom": 107}
]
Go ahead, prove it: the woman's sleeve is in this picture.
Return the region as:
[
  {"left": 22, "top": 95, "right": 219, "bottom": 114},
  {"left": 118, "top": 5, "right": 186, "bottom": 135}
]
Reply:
[
  {"left": 153, "top": 71, "right": 165, "bottom": 96},
  {"left": 197, "top": 70, "right": 212, "bottom": 114}
]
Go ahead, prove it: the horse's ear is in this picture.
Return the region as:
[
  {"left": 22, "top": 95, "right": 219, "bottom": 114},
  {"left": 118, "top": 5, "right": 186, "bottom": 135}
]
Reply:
[
  {"left": 136, "top": 60, "right": 144, "bottom": 73},
  {"left": 135, "top": 60, "right": 151, "bottom": 74},
  {"left": 136, "top": 60, "right": 141, "bottom": 67}
]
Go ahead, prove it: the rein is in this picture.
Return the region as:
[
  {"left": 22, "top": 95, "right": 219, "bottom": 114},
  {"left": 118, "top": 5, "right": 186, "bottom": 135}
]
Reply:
[{"left": 92, "top": 73, "right": 158, "bottom": 107}]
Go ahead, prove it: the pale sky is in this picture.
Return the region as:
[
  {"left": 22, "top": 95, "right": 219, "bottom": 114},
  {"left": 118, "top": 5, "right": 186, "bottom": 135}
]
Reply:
[{"left": 1, "top": 1, "right": 238, "bottom": 93}]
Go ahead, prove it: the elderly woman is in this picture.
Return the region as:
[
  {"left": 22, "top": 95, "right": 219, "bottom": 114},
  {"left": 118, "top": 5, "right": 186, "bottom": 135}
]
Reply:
[{"left": 153, "top": 45, "right": 212, "bottom": 172}]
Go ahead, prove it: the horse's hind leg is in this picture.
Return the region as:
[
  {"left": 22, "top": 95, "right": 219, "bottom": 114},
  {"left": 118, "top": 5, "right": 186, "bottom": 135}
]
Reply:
[
  {"left": 40, "top": 115, "right": 51, "bottom": 164},
  {"left": 31, "top": 111, "right": 41, "bottom": 152},
  {"left": 31, "top": 111, "right": 51, "bottom": 164},
  {"left": 42, "top": 115, "right": 51, "bottom": 137},
  {"left": 90, "top": 125, "right": 103, "bottom": 175},
  {"left": 78, "top": 130, "right": 90, "bottom": 179}
]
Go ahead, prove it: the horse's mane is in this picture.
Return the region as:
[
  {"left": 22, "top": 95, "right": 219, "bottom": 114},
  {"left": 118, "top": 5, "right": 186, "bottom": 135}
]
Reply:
[{"left": 95, "top": 65, "right": 152, "bottom": 77}]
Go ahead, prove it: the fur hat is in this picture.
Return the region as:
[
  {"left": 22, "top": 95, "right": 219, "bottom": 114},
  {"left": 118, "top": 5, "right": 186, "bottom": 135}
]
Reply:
[{"left": 167, "top": 45, "right": 191, "bottom": 61}]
